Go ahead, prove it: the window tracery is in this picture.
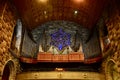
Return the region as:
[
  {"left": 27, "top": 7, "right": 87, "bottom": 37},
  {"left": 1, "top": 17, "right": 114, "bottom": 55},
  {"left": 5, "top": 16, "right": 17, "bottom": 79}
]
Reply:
[{"left": 50, "top": 28, "right": 71, "bottom": 51}]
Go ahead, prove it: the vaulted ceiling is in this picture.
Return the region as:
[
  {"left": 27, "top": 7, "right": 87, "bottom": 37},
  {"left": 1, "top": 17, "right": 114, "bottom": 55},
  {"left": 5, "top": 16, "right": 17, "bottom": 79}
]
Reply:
[{"left": 12, "top": 0, "right": 108, "bottom": 30}]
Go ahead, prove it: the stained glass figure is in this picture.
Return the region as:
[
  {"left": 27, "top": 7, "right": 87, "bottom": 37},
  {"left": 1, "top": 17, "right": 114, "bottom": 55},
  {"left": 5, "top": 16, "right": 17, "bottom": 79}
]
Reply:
[{"left": 50, "top": 29, "right": 71, "bottom": 50}]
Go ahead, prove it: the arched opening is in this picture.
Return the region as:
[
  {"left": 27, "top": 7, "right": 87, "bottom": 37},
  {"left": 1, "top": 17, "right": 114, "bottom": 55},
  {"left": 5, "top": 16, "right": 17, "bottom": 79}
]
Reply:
[
  {"left": 105, "top": 60, "right": 119, "bottom": 80},
  {"left": 1, "top": 60, "right": 15, "bottom": 80},
  {"left": 106, "top": 60, "right": 115, "bottom": 80},
  {"left": 2, "top": 64, "right": 10, "bottom": 80}
]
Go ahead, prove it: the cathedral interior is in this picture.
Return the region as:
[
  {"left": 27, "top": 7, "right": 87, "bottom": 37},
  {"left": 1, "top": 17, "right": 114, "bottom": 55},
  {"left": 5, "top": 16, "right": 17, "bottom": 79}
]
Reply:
[{"left": 0, "top": 0, "right": 120, "bottom": 80}]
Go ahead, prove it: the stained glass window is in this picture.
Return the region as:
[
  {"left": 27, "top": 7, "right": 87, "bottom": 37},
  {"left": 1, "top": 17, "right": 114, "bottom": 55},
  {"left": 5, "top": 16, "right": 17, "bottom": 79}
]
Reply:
[{"left": 50, "top": 29, "right": 71, "bottom": 50}]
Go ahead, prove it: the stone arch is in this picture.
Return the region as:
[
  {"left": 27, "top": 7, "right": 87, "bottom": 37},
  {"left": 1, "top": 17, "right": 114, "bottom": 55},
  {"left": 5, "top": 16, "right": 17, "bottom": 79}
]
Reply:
[
  {"left": 1, "top": 60, "right": 16, "bottom": 80},
  {"left": 105, "top": 59, "right": 115, "bottom": 80},
  {"left": 105, "top": 59, "right": 120, "bottom": 80}
]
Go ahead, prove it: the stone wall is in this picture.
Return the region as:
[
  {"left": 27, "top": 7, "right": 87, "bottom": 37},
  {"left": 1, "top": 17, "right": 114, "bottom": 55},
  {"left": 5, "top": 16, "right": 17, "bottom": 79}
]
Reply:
[
  {"left": 101, "top": 0, "right": 120, "bottom": 80},
  {"left": 104, "top": 10, "right": 120, "bottom": 80},
  {"left": 106, "top": 10, "right": 120, "bottom": 60},
  {"left": 0, "top": 1, "right": 18, "bottom": 79}
]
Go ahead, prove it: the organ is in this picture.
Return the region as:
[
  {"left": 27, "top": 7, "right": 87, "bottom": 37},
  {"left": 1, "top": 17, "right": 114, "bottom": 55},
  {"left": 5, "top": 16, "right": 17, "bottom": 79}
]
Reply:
[{"left": 19, "top": 21, "right": 102, "bottom": 64}]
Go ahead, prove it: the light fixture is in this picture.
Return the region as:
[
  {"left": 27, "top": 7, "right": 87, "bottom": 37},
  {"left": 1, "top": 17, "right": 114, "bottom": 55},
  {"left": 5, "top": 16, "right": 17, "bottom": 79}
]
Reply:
[
  {"left": 37, "top": 0, "right": 48, "bottom": 3},
  {"left": 74, "top": 10, "right": 78, "bottom": 14},
  {"left": 74, "top": 0, "right": 84, "bottom": 3},
  {"left": 55, "top": 68, "right": 64, "bottom": 71},
  {"left": 44, "top": 11, "right": 47, "bottom": 15},
  {"left": 74, "top": 10, "right": 78, "bottom": 15}
]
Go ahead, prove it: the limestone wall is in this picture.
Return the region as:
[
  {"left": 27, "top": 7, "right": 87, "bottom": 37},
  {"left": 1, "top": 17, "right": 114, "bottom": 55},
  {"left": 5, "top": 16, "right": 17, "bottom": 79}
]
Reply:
[
  {"left": 105, "top": 9, "right": 120, "bottom": 80},
  {"left": 101, "top": 1, "right": 120, "bottom": 80},
  {"left": 106, "top": 11, "right": 120, "bottom": 58},
  {"left": 0, "top": 1, "right": 18, "bottom": 79}
]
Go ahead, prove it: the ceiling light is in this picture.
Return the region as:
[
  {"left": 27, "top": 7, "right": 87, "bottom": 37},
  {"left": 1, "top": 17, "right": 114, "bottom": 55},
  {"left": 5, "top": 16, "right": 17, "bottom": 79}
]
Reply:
[
  {"left": 74, "top": 10, "right": 78, "bottom": 15},
  {"left": 44, "top": 11, "right": 47, "bottom": 15},
  {"left": 74, "top": 11, "right": 78, "bottom": 14},
  {"left": 37, "top": 0, "right": 48, "bottom": 3},
  {"left": 74, "top": 0, "right": 84, "bottom": 3}
]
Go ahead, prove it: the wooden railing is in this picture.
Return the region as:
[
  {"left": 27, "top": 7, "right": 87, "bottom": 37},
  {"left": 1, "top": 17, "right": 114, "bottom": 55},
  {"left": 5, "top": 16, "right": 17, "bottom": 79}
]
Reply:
[
  {"left": 37, "top": 52, "right": 84, "bottom": 62},
  {"left": 20, "top": 52, "right": 102, "bottom": 64}
]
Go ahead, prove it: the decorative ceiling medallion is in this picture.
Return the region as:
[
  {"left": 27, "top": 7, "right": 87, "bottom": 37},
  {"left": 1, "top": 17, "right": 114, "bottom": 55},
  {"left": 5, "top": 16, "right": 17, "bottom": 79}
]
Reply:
[{"left": 50, "top": 29, "right": 71, "bottom": 50}]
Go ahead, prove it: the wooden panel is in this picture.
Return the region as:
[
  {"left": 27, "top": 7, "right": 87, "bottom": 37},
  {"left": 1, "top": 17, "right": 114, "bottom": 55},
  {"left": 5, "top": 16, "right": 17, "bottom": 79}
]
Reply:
[
  {"left": 37, "top": 52, "right": 52, "bottom": 62},
  {"left": 69, "top": 52, "right": 84, "bottom": 62},
  {"left": 84, "top": 56, "right": 102, "bottom": 64},
  {"left": 20, "top": 53, "right": 102, "bottom": 63},
  {"left": 52, "top": 54, "right": 69, "bottom": 62},
  {"left": 20, "top": 57, "right": 37, "bottom": 63},
  {"left": 37, "top": 52, "right": 84, "bottom": 62}
]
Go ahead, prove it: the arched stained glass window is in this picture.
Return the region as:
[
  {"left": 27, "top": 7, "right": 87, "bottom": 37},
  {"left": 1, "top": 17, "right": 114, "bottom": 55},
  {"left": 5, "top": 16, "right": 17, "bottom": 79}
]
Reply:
[{"left": 50, "top": 29, "right": 71, "bottom": 50}]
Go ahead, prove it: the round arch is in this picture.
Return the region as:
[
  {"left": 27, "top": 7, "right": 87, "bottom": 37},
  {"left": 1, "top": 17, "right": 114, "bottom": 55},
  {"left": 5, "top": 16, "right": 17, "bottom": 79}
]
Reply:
[
  {"left": 1, "top": 60, "right": 16, "bottom": 80},
  {"left": 105, "top": 59, "right": 120, "bottom": 80}
]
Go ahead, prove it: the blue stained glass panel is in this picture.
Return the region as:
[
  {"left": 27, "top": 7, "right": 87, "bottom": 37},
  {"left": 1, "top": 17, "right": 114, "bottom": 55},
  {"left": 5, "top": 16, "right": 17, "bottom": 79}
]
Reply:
[{"left": 50, "top": 29, "right": 71, "bottom": 50}]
